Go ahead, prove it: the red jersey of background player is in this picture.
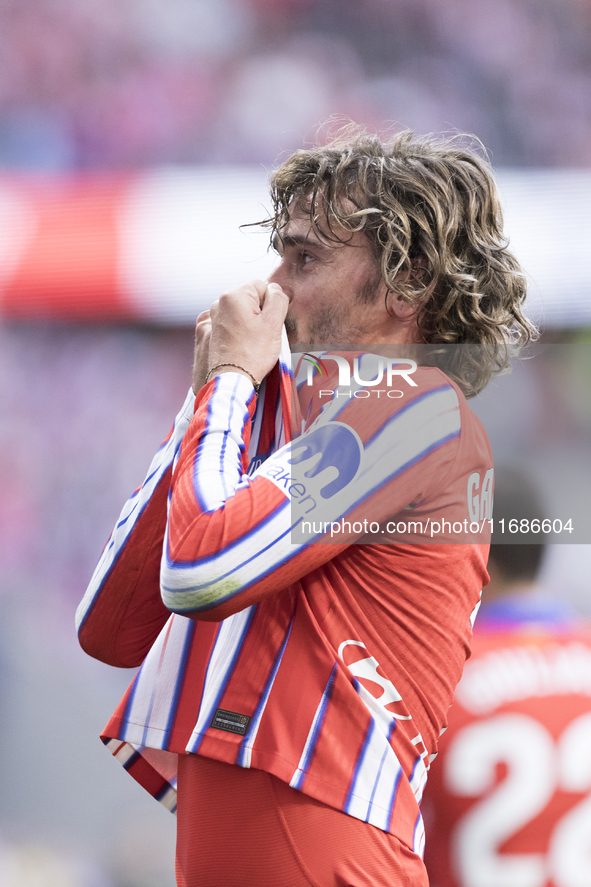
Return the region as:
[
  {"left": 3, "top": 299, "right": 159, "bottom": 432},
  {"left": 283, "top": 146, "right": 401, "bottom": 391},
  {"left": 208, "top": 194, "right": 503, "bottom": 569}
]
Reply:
[
  {"left": 423, "top": 469, "right": 590, "bottom": 887},
  {"left": 424, "top": 606, "right": 591, "bottom": 887}
]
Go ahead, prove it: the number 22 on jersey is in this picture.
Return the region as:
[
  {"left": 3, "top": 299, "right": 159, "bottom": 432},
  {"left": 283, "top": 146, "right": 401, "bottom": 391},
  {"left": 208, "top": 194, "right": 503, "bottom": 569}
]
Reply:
[{"left": 444, "top": 712, "right": 591, "bottom": 887}]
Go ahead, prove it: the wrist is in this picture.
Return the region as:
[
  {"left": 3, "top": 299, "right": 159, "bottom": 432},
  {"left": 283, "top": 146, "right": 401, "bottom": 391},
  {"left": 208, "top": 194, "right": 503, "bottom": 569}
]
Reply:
[{"left": 205, "top": 363, "right": 261, "bottom": 394}]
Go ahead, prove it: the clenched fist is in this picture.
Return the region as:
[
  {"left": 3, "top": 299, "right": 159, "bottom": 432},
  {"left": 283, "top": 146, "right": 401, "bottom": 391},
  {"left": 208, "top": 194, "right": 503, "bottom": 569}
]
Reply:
[{"left": 196, "top": 280, "right": 288, "bottom": 392}]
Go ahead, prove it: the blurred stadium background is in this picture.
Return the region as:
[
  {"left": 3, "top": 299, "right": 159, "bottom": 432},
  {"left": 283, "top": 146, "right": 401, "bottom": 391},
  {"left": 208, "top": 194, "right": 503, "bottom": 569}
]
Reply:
[{"left": 0, "top": 0, "right": 590, "bottom": 884}]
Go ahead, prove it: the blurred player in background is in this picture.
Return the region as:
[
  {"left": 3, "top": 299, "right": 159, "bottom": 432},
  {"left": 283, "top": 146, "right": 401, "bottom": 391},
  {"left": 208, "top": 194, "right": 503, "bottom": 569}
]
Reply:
[
  {"left": 423, "top": 469, "right": 591, "bottom": 887},
  {"left": 77, "top": 127, "right": 536, "bottom": 887}
]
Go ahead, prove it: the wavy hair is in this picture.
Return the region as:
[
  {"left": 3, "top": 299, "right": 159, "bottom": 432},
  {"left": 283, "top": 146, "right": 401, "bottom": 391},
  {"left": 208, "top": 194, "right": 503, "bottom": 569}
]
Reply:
[{"left": 262, "top": 125, "right": 538, "bottom": 395}]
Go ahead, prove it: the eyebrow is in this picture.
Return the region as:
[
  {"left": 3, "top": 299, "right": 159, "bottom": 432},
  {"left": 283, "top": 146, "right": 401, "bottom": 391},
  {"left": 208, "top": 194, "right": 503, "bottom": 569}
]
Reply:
[{"left": 272, "top": 233, "right": 326, "bottom": 253}]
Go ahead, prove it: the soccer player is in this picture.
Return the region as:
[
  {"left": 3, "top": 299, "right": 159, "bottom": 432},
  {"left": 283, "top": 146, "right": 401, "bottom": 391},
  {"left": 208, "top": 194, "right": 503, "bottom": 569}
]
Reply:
[
  {"left": 77, "top": 127, "right": 536, "bottom": 886},
  {"left": 423, "top": 470, "right": 590, "bottom": 887}
]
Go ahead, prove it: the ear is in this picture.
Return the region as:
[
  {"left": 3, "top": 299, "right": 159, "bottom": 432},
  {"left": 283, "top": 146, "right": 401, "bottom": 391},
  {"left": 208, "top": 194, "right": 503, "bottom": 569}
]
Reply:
[
  {"left": 386, "top": 291, "right": 417, "bottom": 319},
  {"left": 387, "top": 257, "right": 429, "bottom": 319}
]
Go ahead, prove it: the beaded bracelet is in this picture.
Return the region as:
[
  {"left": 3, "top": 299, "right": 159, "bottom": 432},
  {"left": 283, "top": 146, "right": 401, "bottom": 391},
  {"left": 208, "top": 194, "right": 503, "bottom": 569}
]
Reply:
[{"left": 205, "top": 363, "right": 261, "bottom": 394}]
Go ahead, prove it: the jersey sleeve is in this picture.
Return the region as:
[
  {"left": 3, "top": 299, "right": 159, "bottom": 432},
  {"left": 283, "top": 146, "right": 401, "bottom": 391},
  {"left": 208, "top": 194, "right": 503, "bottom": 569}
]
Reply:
[
  {"left": 76, "top": 388, "right": 195, "bottom": 667},
  {"left": 160, "top": 369, "right": 465, "bottom": 621}
]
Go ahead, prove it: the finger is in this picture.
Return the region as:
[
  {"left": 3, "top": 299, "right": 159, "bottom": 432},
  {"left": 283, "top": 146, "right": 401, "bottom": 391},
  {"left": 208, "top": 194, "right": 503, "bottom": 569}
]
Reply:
[
  {"left": 195, "top": 317, "right": 211, "bottom": 341},
  {"left": 265, "top": 282, "right": 287, "bottom": 300},
  {"left": 262, "top": 282, "right": 289, "bottom": 320},
  {"left": 242, "top": 279, "right": 267, "bottom": 309},
  {"left": 195, "top": 323, "right": 211, "bottom": 346}
]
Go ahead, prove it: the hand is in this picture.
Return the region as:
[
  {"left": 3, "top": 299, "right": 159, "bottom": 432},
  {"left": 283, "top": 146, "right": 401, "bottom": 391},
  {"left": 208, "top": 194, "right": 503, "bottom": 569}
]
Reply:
[
  {"left": 207, "top": 280, "right": 289, "bottom": 385},
  {"left": 192, "top": 310, "right": 212, "bottom": 394}
]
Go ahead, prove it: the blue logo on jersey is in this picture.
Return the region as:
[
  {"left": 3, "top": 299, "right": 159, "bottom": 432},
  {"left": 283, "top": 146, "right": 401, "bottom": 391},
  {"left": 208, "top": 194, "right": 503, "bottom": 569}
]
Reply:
[
  {"left": 247, "top": 452, "right": 268, "bottom": 475},
  {"left": 288, "top": 423, "right": 362, "bottom": 499}
]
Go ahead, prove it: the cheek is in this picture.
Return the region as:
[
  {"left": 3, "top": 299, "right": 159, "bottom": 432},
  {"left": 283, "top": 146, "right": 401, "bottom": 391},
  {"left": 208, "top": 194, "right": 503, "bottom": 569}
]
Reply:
[
  {"left": 289, "top": 287, "right": 316, "bottom": 316},
  {"left": 299, "top": 281, "right": 325, "bottom": 305}
]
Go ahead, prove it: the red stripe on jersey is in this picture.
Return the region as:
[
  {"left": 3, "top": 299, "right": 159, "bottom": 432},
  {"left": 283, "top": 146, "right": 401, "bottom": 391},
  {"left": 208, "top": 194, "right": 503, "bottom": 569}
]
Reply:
[
  {"left": 247, "top": 592, "right": 340, "bottom": 779},
  {"left": 193, "top": 597, "right": 297, "bottom": 763},
  {"left": 169, "top": 476, "right": 288, "bottom": 562},
  {"left": 257, "top": 361, "right": 280, "bottom": 456},
  {"left": 216, "top": 596, "right": 297, "bottom": 742},
  {"left": 162, "top": 621, "right": 220, "bottom": 750},
  {"left": 124, "top": 753, "right": 170, "bottom": 800},
  {"left": 299, "top": 663, "right": 370, "bottom": 808}
]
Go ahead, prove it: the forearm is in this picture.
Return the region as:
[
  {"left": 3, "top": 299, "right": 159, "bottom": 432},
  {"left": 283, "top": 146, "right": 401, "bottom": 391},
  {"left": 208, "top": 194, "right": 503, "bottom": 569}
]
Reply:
[{"left": 76, "top": 388, "right": 196, "bottom": 666}]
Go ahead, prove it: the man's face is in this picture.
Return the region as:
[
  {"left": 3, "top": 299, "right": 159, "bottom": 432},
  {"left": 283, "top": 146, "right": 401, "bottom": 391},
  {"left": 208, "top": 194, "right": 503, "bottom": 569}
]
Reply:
[{"left": 267, "top": 205, "right": 385, "bottom": 346}]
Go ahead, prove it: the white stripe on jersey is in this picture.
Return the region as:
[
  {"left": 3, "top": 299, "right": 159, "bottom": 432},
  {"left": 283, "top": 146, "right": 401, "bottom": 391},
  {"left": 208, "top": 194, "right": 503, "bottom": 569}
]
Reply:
[
  {"left": 413, "top": 812, "right": 426, "bottom": 858},
  {"left": 408, "top": 738, "right": 429, "bottom": 804},
  {"left": 470, "top": 592, "right": 483, "bottom": 627},
  {"left": 345, "top": 682, "right": 405, "bottom": 830},
  {"left": 105, "top": 738, "right": 137, "bottom": 766},
  {"left": 186, "top": 606, "right": 255, "bottom": 753},
  {"left": 121, "top": 614, "right": 194, "bottom": 749},
  {"left": 345, "top": 718, "right": 401, "bottom": 831},
  {"left": 157, "top": 784, "right": 177, "bottom": 814},
  {"left": 289, "top": 663, "right": 338, "bottom": 790},
  {"left": 191, "top": 373, "right": 254, "bottom": 512}
]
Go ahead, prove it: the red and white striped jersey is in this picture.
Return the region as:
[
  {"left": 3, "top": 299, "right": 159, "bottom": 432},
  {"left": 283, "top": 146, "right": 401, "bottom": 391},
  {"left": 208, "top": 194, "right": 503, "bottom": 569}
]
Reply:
[
  {"left": 423, "top": 604, "right": 591, "bottom": 887},
  {"left": 77, "top": 341, "right": 491, "bottom": 858}
]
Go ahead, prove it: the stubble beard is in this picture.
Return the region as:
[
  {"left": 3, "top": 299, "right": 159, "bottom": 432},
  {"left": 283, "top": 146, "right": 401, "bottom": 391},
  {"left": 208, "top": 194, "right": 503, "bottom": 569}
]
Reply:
[
  {"left": 284, "top": 271, "right": 382, "bottom": 347},
  {"left": 285, "top": 306, "right": 351, "bottom": 347},
  {"left": 283, "top": 311, "right": 298, "bottom": 344}
]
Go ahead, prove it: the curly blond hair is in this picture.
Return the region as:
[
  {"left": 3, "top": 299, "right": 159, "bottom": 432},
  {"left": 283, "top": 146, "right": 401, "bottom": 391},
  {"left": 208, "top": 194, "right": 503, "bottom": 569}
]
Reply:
[{"left": 263, "top": 125, "right": 538, "bottom": 395}]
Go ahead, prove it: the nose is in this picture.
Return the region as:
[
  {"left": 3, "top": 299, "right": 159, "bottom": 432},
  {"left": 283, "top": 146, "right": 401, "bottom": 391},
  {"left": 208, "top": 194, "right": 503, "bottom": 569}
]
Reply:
[{"left": 267, "top": 258, "right": 291, "bottom": 297}]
